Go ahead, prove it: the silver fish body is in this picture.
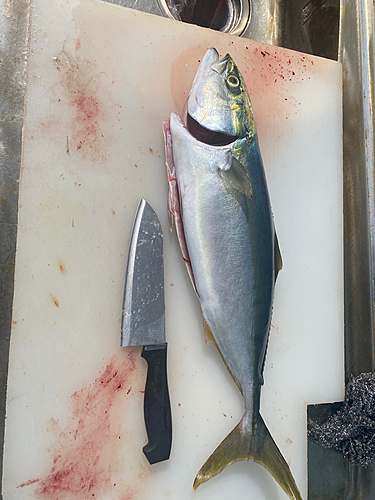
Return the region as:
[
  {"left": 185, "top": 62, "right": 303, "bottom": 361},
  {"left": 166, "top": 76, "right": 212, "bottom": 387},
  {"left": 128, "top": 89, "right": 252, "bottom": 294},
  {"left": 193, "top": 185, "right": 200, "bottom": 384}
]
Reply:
[
  {"left": 170, "top": 111, "right": 274, "bottom": 407},
  {"left": 164, "top": 48, "right": 301, "bottom": 500}
]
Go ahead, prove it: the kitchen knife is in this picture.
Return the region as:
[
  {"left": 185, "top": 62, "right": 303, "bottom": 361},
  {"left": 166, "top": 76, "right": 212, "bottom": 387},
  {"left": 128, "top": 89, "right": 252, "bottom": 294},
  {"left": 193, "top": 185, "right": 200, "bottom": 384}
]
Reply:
[{"left": 121, "top": 199, "right": 172, "bottom": 465}]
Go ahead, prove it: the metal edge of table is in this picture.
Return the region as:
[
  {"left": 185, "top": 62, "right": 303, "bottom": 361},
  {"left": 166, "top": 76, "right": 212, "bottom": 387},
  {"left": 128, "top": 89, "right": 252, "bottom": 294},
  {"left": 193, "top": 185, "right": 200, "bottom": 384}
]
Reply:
[{"left": 0, "top": 1, "right": 31, "bottom": 497}]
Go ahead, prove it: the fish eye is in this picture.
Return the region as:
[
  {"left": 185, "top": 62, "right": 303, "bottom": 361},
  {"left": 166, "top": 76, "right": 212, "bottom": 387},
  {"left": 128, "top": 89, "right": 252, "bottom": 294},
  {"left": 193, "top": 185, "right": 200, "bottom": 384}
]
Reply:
[{"left": 227, "top": 75, "right": 239, "bottom": 87}]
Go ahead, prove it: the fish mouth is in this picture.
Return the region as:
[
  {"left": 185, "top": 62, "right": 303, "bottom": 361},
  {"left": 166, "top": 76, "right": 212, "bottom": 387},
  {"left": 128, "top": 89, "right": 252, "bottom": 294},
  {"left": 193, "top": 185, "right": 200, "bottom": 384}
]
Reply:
[
  {"left": 211, "top": 54, "right": 231, "bottom": 75},
  {"left": 186, "top": 114, "right": 240, "bottom": 146}
]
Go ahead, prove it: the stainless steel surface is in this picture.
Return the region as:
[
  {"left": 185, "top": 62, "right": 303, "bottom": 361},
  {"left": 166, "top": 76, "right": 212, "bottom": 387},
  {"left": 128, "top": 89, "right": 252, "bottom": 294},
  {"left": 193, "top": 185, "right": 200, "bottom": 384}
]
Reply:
[
  {"left": 340, "top": 0, "right": 375, "bottom": 383},
  {"left": 298, "top": 0, "right": 339, "bottom": 58},
  {"left": 307, "top": 1, "right": 375, "bottom": 498},
  {"left": 339, "top": 1, "right": 375, "bottom": 497},
  {"left": 104, "top": 0, "right": 285, "bottom": 44},
  {"left": 0, "top": 0, "right": 30, "bottom": 492},
  {"left": 121, "top": 199, "right": 165, "bottom": 347},
  {"left": 242, "top": 0, "right": 282, "bottom": 44},
  {"left": 104, "top": 0, "right": 163, "bottom": 16},
  {"left": 103, "top": 0, "right": 337, "bottom": 54},
  {"left": 156, "top": 0, "right": 251, "bottom": 36}
]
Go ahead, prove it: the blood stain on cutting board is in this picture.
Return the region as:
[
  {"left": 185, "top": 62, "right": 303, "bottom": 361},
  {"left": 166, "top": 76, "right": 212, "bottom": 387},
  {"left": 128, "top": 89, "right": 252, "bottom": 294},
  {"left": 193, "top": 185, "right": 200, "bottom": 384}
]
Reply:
[
  {"left": 247, "top": 46, "right": 315, "bottom": 130},
  {"left": 50, "top": 294, "right": 60, "bottom": 308},
  {"left": 18, "top": 352, "right": 142, "bottom": 499},
  {"left": 57, "top": 259, "right": 67, "bottom": 275},
  {"left": 53, "top": 44, "right": 109, "bottom": 164}
]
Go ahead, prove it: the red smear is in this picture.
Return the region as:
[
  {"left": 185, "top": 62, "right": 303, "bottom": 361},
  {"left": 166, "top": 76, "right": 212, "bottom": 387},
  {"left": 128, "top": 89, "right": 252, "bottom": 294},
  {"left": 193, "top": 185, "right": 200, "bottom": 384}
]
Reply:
[
  {"left": 29, "top": 354, "right": 136, "bottom": 500},
  {"left": 121, "top": 494, "right": 135, "bottom": 500},
  {"left": 54, "top": 49, "right": 108, "bottom": 163},
  {"left": 72, "top": 93, "right": 102, "bottom": 156},
  {"left": 17, "top": 478, "right": 41, "bottom": 488}
]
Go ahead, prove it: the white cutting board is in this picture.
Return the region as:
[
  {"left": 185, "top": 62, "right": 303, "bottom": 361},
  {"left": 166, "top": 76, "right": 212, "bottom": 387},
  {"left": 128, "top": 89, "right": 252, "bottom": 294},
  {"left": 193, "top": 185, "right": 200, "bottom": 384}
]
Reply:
[{"left": 3, "top": 1, "right": 343, "bottom": 499}]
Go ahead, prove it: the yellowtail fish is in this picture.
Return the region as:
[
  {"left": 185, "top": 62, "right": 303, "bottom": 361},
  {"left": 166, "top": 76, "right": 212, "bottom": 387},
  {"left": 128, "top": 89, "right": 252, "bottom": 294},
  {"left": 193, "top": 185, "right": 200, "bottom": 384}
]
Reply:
[{"left": 163, "top": 48, "right": 302, "bottom": 500}]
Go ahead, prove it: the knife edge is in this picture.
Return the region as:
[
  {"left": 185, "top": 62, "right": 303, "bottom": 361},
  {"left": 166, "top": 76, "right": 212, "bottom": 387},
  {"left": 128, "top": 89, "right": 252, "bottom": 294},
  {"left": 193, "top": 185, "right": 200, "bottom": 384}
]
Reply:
[{"left": 121, "top": 198, "right": 147, "bottom": 347}]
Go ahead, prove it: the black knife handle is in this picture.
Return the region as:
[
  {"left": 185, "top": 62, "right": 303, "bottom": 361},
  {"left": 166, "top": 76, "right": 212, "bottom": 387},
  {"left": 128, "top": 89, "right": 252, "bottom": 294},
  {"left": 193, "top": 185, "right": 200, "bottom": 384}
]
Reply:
[{"left": 141, "top": 342, "right": 172, "bottom": 464}]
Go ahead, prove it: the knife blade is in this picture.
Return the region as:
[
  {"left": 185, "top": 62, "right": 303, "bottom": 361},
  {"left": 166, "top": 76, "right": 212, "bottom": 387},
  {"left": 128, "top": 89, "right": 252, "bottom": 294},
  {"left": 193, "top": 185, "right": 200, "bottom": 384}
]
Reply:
[{"left": 121, "top": 198, "right": 172, "bottom": 465}]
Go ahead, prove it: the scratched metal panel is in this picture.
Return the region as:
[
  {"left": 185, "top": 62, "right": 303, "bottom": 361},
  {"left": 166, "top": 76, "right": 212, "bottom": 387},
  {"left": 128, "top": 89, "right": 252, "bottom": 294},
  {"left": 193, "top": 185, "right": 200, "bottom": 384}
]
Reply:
[
  {"left": 307, "top": 0, "right": 375, "bottom": 497},
  {"left": 340, "top": 0, "right": 375, "bottom": 382},
  {"left": 0, "top": 0, "right": 31, "bottom": 490}
]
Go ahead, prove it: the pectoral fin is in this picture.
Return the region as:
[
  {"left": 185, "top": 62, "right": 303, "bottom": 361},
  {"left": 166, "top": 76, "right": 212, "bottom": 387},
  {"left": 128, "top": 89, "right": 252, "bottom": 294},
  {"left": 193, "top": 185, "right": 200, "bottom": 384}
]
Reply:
[
  {"left": 218, "top": 156, "right": 253, "bottom": 199},
  {"left": 274, "top": 232, "right": 283, "bottom": 281}
]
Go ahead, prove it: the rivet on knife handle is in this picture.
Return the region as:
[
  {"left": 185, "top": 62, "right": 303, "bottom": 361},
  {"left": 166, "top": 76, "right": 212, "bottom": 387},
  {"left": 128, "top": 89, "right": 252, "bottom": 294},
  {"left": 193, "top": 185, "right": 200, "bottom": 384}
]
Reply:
[
  {"left": 121, "top": 199, "right": 172, "bottom": 464},
  {"left": 141, "top": 343, "right": 172, "bottom": 464}
]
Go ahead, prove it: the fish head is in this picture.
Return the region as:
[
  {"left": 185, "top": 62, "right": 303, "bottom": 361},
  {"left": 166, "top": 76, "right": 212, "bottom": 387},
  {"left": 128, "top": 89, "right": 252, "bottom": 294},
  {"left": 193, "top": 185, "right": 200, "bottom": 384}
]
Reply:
[{"left": 183, "top": 48, "right": 256, "bottom": 146}]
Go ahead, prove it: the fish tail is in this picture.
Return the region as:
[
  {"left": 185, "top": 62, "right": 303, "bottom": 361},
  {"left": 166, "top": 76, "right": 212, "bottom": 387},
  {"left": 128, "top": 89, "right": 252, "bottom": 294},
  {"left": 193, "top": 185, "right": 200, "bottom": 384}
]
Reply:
[{"left": 193, "top": 411, "right": 302, "bottom": 500}]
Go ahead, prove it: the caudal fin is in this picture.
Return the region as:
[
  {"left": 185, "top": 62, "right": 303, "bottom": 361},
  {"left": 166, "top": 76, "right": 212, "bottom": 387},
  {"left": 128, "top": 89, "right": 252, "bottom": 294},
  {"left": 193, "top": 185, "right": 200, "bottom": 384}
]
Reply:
[{"left": 193, "top": 412, "right": 302, "bottom": 500}]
